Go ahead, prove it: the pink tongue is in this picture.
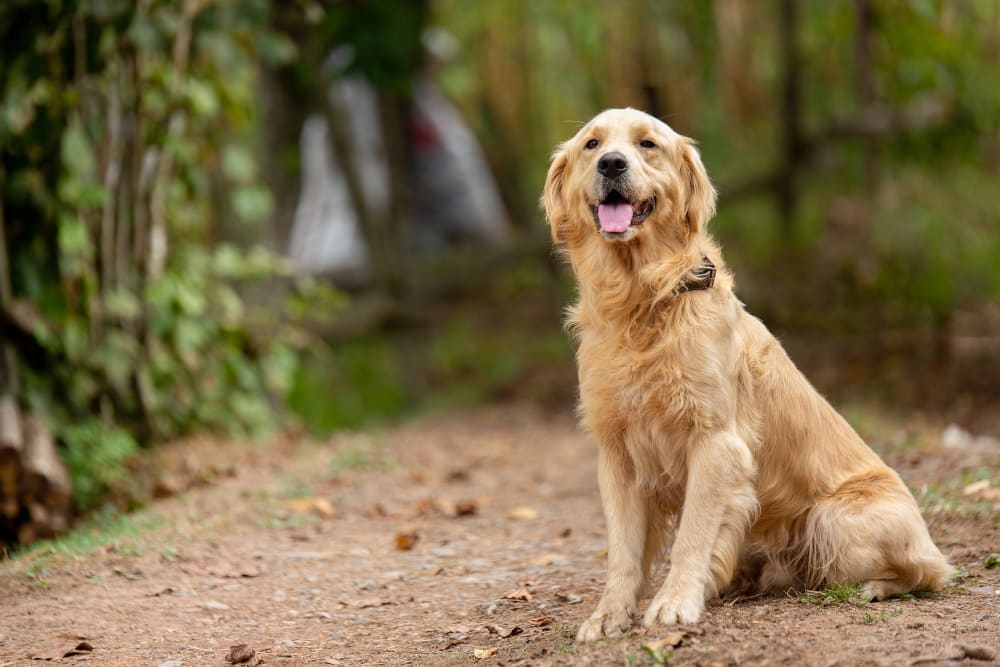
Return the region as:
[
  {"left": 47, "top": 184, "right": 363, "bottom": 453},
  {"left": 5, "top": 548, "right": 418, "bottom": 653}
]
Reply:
[{"left": 597, "top": 203, "right": 634, "bottom": 233}]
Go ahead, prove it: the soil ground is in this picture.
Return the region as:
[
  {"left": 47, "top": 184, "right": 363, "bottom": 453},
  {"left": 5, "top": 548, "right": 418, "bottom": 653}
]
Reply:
[{"left": 1, "top": 405, "right": 998, "bottom": 666}]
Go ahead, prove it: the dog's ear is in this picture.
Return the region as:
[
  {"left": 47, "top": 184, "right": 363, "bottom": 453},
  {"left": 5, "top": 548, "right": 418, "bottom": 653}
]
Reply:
[
  {"left": 541, "top": 141, "right": 571, "bottom": 243},
  {"left": 680, "top": 138, "right": 717, "bottom": 235}
]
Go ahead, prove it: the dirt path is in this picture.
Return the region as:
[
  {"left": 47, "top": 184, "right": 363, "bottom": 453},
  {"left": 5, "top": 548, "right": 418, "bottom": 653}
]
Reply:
[{"left": 1, "top": 406, "right": 998, "bottom": 666}]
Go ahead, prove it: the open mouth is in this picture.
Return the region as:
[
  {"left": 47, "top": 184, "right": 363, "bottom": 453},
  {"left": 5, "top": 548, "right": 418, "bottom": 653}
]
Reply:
[{"left": 592, "top": 191, "right": 655, "bottom": 234}]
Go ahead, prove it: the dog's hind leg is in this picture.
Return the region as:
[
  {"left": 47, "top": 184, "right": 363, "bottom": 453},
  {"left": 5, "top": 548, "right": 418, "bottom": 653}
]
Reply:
[
  {"left": 577, "top": 447, "right": 650, "bottom": 642},
  {"left": 643, "top": 430, "right": 756, "bottom": 627},
  {"left": 803, "top": 469, "right": 953, "bottom": 599}
]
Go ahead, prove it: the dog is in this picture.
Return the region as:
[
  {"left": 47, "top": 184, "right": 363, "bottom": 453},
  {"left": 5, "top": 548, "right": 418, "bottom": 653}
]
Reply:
[{"left": 542, "top": 108, "right": 953, "bottom": 642}]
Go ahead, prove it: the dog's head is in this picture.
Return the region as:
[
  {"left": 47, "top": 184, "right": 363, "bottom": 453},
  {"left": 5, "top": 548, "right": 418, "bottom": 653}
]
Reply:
[{"left": 542, "top": 108, "right": 716, "bottom": 247}]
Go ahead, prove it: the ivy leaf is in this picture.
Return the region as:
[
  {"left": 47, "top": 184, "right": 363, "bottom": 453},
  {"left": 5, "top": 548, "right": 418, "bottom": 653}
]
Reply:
[
  {"left": 222, "top": 144, "right": 256, "bottom": 183},
  {"left": 61, "top": 119, "right": 96, "bottom": 180},
  {"left": 105, "top": 290, "right": 142, "bottom": 321},
  {"left": 57, "top": 214, "right": 92, "bottom": 278},
  {"left": 185, "top": 77, "right": 219, "bottom": 117},
  {"left": 231, "top": 185, "right": 273, "bottom": 224}
]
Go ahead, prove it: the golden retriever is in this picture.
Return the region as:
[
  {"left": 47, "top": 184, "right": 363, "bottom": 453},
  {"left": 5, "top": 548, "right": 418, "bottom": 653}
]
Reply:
[{"left": 542, "top": 108, "right": 952, "bottom": 641}]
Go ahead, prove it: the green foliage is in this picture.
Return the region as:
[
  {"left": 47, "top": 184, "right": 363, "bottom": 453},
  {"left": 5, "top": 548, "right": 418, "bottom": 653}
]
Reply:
[
  {"left": 984, "top": 554, "right": 1000, "bottom": 569},
  {"left": 289, "top": 338, "right": 409, "bottom": 434},
  {"left": 434, "top": 1, "right": 1000, "bottom": 334},
  {"left": 61, "top": 421, "right": 140, "bottom": 511},
  {"left": 0, "top": 0, "right": 338, "bottom": 511},
  {"left": 320, "top": 0, "right": 427, "bottom": 92}
]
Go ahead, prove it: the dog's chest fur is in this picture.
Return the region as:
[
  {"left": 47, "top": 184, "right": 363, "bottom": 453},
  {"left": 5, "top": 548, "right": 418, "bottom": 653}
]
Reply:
[{"left": 573, "top": 295, "right": 744, "bottom": 490}]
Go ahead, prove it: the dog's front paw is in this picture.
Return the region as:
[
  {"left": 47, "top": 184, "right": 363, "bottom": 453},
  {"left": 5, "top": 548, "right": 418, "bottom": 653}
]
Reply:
[
  {"left": 576, "top": 607, "right": 633, "bottom": 642},
  {"left": 642, "top": 593, "right": 704, "bottom": 628}
]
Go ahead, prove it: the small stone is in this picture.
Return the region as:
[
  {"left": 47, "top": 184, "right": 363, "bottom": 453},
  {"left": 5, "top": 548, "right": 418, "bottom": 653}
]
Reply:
[{"left": 224, "top": 644, "right": 256, "bottom": 664}]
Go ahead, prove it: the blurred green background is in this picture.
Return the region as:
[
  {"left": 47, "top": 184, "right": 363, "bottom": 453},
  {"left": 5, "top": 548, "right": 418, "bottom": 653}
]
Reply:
[{"left": 1, "top": 0, "right": 999, "bottom": 535}]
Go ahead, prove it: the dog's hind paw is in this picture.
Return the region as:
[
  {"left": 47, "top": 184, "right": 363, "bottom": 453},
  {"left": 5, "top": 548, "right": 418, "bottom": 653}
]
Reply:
[
  {"left": 576, "top": 608, "right": 633, "bottom": 642},
  {"left": 642, "top": 594, "right": 704, "bottom": 628}
]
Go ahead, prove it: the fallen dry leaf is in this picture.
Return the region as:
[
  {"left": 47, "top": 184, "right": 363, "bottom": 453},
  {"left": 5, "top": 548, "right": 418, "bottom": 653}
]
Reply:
[
  {"left": 473, "top": 646, "right": 498, "bottom": 659},
  {"left": 484, "top": 624, "right": 523, "bottom": 638},
  {"left": 505, "top": 506, "right": 539, "bottom": 520},
  {"left": 407, "top": 498, "right": 440, "bottom": 518},
  {"left": 395, "top": 531, "right": 419, "bottom": 551},
  {"left": 963, "top": 480, "right": 1000, "bottom": 501},
  {"left": 180, "top": 559, "right": 262, "bottom": 578},
  {"left": 283, "top": 496, "right": 337, "bottom": 518},
  {"left": 342, "top": 597, "right": 396, "bottom": 609},
  {"left": 29, "top": 636, "right": 93, "bottom": 661},
  {"left": 531, "top": 553, "right": 567, "bottom": 566},
  {"left": 502, "top": 588, "right": 533, "bottom": 602},
  {"left": 452, "top": 499, "right": 478, "bottom": 516},
  {"left": 644, "top": 631, "right": 687, "bottom": 651},
  {"left": 225, "top": 643, "right": 256, "bottom": 664},
  {"left": 528, "top": 616, "right": 555, "bottom": 627}
]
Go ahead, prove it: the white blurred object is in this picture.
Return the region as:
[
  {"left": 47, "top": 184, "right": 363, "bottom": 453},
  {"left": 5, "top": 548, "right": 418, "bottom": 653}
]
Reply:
[
  {"left": 941, "top": 423, "right": 1000, "bottom": 451},
  {"left": 287, "top": 63, "right": 510, "bottom": 283}
]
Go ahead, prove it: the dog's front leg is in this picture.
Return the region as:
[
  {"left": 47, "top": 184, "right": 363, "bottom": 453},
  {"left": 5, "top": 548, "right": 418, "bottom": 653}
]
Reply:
[
  {"left": 577, "top": 447, "right": 648, "bottom": 642},
  {"left": 643, "top": 430, "right": 754, "bottom": 627}
]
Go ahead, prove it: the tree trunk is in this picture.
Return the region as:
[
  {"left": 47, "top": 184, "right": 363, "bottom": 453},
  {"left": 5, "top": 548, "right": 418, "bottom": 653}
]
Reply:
[{"left": 777, "top": 0, "right": 804, "bottom": 235}]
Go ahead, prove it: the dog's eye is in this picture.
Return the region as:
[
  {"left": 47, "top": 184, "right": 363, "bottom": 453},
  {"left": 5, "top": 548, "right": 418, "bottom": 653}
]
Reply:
[
  {"left": 639, "top": 139, "right": 656, "bottom": 149},
  {"left": 585, "top": 139, "right": 599, "bottom": 150}
]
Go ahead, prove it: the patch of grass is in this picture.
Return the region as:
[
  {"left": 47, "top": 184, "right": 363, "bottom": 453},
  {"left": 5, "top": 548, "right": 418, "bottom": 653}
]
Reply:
[
  {"left": 913, "top": 480, "right": 992, "bottom": 517},
  {"left": 626, "top": 647, "right": 674, "bottom": 666},
  {"left": 794, "top": 583, "right": 868, "bottom": 607},
  {"left": 642, "top": 645, "right": 674, "bottom": 665},
  {"left": 861, "top": 607, "right": 902, "bottom": 624},
  {"left": 276, "top": 479, "right": 313, "bottom": 499},
  {"left": 10, "top": 507, "right": 165, "bottom": 581},
  {"left": 985, "top": 554, "right": 1000, "bottom": 569},
  {"left": 912, "top": 466, "right": 1000, "bottom": 518},
  {"left": 329, "top": 434, "right": 393, "bottom": 477}
]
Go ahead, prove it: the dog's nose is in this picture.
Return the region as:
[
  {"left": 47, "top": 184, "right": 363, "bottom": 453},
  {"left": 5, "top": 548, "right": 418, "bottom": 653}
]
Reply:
[{"left": 598, "top": 152, "right": 628, "bottom": 178}]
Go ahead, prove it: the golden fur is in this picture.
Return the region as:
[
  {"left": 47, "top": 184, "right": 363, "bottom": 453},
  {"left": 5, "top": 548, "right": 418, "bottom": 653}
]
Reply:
[{"left": 542, "top": 108, "right": 952, "bottom": 642}]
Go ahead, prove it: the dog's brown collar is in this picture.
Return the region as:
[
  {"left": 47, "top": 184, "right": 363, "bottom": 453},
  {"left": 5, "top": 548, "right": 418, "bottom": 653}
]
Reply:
[{"left": 676, "top": 257, "right": 716, "bottom": 294}]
